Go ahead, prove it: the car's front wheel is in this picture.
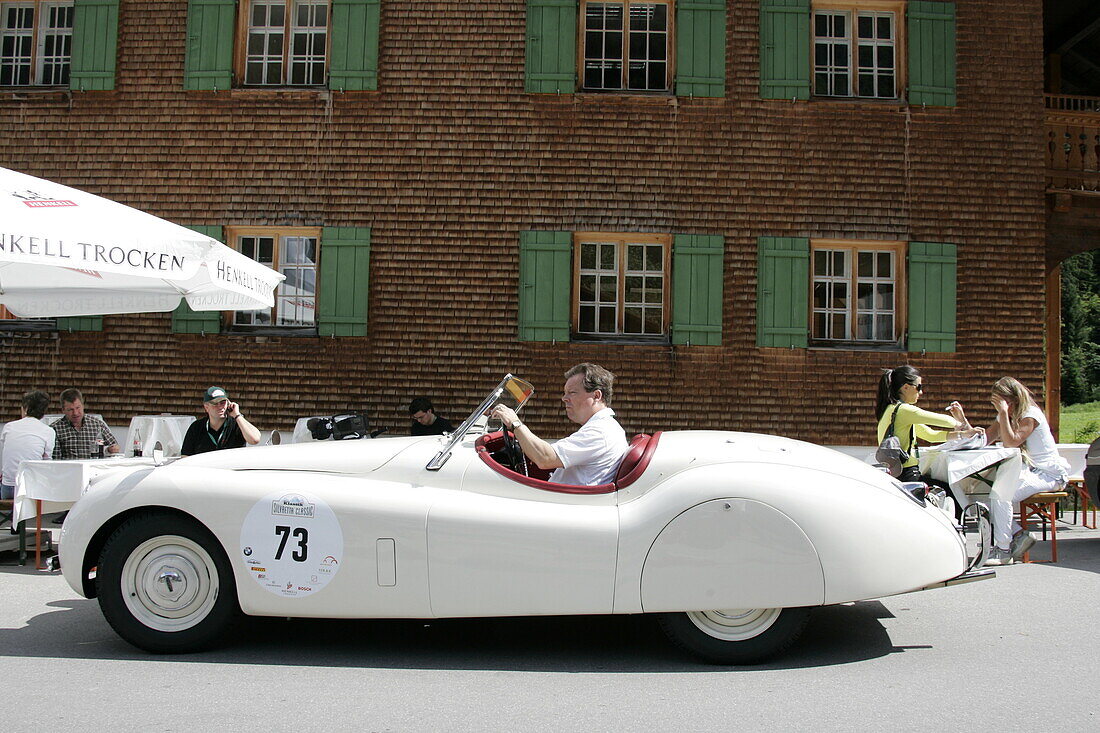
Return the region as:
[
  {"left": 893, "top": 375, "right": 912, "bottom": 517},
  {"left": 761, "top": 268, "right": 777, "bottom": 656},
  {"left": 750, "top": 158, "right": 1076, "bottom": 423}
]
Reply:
[
  {"left": 657, "top": 607, "right": 810, "bottom": 664},
  {"left": 97, "top": 511, "right": 239, "bottom": 653}
]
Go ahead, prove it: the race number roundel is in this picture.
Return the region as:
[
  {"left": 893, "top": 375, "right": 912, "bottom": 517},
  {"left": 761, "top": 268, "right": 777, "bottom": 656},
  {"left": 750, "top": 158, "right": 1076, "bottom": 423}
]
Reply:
[{"left": 240, "top": 491, "right": 344, "bottom": 598}]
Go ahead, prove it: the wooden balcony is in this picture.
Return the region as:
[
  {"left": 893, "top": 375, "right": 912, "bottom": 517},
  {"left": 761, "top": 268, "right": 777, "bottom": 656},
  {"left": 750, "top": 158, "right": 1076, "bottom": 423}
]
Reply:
[{"left": 1047, "top": 94, "right": 1100, "bottom": 192}]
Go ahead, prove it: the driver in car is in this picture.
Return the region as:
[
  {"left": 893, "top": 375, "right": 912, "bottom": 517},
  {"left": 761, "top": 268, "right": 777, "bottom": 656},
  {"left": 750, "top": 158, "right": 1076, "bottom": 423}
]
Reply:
[{"left": 490, "top": 363, "right": 627, "bottom": 486}]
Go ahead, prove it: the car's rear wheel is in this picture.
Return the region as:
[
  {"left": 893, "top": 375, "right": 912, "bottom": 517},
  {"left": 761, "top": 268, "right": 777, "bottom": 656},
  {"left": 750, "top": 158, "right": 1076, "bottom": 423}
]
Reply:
[
  {"left": 97, "top": 512, "right": 239, "bottom": 653},
  {"left": 657, "top": 607, "right": 810, "bottom": 664}
]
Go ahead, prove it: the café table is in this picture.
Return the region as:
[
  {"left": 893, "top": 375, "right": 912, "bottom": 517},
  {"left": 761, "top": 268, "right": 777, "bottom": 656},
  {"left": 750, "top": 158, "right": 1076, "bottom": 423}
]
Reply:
[
  {"left": 13, "top": 456, "right": 157, "bottom": 568},
  {"left": 124, "top": 414, "right": 196, "bottom": 457},
  {"left": 918, "top": 445, "right": 1022, "bottom": 511}
]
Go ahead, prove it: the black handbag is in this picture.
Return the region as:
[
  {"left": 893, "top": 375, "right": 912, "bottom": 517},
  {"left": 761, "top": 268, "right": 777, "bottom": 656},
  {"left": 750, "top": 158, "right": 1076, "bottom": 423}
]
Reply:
[{"left": 876, "top": 404, "right": 915, "bottom": 478}]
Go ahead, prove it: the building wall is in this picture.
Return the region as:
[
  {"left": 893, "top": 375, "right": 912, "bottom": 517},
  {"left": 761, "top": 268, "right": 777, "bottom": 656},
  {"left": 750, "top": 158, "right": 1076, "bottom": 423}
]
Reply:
[{"left": 0, "top": 0, "right": 1047, "bottom": 443}]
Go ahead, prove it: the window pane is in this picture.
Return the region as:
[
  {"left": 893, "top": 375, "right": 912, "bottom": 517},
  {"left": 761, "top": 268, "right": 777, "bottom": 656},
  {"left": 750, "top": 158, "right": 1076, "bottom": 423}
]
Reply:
[
  {"left": 813, "top": 311, "right": 826, "bottom": 339},
  {"left": 857, "top": 251, "right": 873, "bottom": 278},
  {"left": 580, "top": 305, "right": 596, "bottom": 332},
  {"left": 877, "top": 15, "right": 892, "bottom": 39},
  {"left": 581, "top": 243, "right": 596, "bottom": 269},
  {"left": 580, "top": 274, "right": 596, "bottom": 301},
  {"left": 832, "top": 282, "right": 847, "bottom": 308},
  {"left": 645, "top": 244, "right": 661, "bottom": 270},
  {"left": 623, "top": 306, "right": 642, "bottom": 333},
  {"left": 831, "top": 313, "right": 847, "bottom": 338},
  {"left": 598, "top": 276, "right": 616, "bottom": 302},
  {"left": 876, "top": 283, "right": 893, "bottom": 310},
  {"left": 258, "top": 237, "right": 274, "bottom": 263},
  {"left": 644, "top": 308, "right": 661, "bottom": 334},
  {"left": 832, "top": 251, "right": 846, "bottom": 275},
  {"left": 813, "top": 282, "right": 827, "bottom": 309},
  {"left": 814, "top": 250, "right": 828, "bottom": 275},
  {"left": 598, "top": 306, "right": 616, "bottom": 333},
  {"left": 644, "top": 276, "right": 662, "bottom": 304},
  {"left": 857, "top": 15, "right": 872, "bottom": 39},
  {"left": 625, "top": 275, "right": 642, "bottom": 303},
  {"left": 857, "top": 282, "right": 873, "bottom": 309},
  {"left": 856, "top": 313, "right": 872, "bottom": 339},
  {"left": 877, "top": 252, "right": 892, "bottom": 277},
  {"left": 627, "top": 244, "right": 643, "bottom": 270},
  {"left": 877, "top": 314, "right": 894, "bottom": 341},
  {"left": 599, "top": 243, "right": 615, "bottom": 269}
]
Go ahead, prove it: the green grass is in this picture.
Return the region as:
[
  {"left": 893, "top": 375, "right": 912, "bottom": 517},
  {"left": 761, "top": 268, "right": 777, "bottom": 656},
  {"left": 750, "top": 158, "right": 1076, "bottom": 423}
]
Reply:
[{"left": 1060, "top": 401, "right": 1100, "bottom": 443}]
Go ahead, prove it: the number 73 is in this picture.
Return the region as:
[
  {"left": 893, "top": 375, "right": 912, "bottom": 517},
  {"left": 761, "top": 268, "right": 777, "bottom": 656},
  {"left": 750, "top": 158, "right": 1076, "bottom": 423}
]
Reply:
[{"left": 274, "top": 525, "right": 308, "bottom": 561}]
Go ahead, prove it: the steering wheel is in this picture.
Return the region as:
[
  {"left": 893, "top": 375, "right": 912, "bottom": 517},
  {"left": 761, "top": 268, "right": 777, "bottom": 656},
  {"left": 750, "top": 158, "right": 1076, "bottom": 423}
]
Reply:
[{"left": 501, "top": 424, "right": 528, "bottom": 476}]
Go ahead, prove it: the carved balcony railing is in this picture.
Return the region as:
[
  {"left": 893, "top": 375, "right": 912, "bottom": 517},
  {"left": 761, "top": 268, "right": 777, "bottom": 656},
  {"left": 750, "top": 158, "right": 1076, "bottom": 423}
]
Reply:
[{"left": 1047, "top": 94, "right": 1100, "bottom": 191}]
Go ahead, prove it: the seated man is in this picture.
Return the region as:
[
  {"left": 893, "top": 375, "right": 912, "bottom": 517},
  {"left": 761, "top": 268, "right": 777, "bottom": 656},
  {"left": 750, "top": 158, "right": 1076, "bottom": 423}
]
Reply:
[
  {"left": 181, "top": 386, "right": 261, "bottom": 456},
  {"left": 408, "top": 397, "right": 454, "bottom": 436},
  {"left": 490, "top": 363, "right": 627, "bottom": 486},
  {"left": 1, "top": 390, "right": 55, "bottom": 500}
]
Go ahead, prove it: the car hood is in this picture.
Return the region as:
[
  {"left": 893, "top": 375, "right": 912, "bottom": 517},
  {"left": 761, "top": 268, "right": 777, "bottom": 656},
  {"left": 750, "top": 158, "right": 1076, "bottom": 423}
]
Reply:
[{"left": 170, "top": 434, "right": 446, "bottom": 474}]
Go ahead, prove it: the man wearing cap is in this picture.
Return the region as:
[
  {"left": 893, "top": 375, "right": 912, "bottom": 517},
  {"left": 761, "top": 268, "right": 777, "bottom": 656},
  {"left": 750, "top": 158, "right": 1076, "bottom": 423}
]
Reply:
[{"left": 181, "top": 386, "right": 261, "bottom": 456}]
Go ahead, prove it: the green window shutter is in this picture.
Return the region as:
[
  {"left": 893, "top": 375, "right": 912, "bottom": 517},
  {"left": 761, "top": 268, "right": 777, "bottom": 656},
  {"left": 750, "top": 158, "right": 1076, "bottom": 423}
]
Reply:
[
  {"left": 907, "top": 242, "right": 957, "bottom": 353},
  {"left": 675, "top": 1, "right": 726, "bottom": 98},
  {"left": 55, "top": 316, "right": 103, "bottom": 332},
  {"left": 68, "top": 0, "right": 119, "bottom": 91},
  {"left": 172, "top": 225, "right": 224, "bottom": 334},
  {"left": 757, "top": 236, "right": 809, "bottom": 347},
  {"left": 318, "top": 227, "right": 371, "bottom": 337},
  {"left": 671, "top": 235, "right": 723, "bottom": 345},
  {"left": 329, "top": 0, "right": 381, "bottom": 91},
  {"left": 908, "top": 1, "right": 956, "bottom": 107},
  {"left": 759, "top": 0, "right": 810, "bottom": 101},
  {"left": 183, "top": 0, "right": 236, "bottom": 91},
  {"left": 526, "top": 0, "right": 577, "bottom": 94},
  {"left": 518, "top": 231, "right": 571, "bottom": 342}
]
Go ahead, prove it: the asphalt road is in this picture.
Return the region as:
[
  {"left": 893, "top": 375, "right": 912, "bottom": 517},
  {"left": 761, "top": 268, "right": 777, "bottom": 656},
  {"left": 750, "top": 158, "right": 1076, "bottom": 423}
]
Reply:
[{"left": 2, "top": 527, "right": 1099, "bottom": 732}]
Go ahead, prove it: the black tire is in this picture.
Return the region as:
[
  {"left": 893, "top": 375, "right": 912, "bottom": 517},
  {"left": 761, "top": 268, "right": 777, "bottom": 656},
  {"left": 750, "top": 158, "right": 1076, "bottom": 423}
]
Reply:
[
  {"left": 657, "top": 607, "right": 810, "bottom": 664},
  {"left": 97, "top": 511, "right": 240, "bottom": 653}
]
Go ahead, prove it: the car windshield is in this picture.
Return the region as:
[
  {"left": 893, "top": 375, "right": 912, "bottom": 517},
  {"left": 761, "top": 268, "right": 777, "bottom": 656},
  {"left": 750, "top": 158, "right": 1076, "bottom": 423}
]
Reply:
[{"left": 425, "top": 374, "right": 534, "bottom": 470}]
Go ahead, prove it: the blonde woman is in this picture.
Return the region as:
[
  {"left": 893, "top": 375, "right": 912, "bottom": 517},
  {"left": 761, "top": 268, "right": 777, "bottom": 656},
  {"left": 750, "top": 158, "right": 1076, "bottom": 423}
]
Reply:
[{"left": 952, "top": 378, "right": 1068, "bottom": 565}]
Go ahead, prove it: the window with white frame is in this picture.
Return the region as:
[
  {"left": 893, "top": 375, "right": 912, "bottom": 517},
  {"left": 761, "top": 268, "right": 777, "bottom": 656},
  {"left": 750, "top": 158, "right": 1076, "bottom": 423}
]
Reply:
[
  {"left": 230, "top": 227, "right": 319, "bottom": 327},
  {"left": 813, "top": 2, "right": 902, "bottom": 99},
  {"left": 0, "top": 1, "right": 72, "bottom": 86},
  {"left": 582, "top": 0, "right": 671, "bottom": 93},
  {"left": 574, "top": 233, "right": 669, "bottom": 338},
  {"left": 811, "top": 241, "right": 903, "bottom": 343},
  {"left": 243, "top": 0, "right": 328, "bottom": 86}
]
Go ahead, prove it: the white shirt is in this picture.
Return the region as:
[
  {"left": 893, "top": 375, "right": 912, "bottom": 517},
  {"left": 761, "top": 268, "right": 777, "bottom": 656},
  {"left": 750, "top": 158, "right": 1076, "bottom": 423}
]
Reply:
[
  {"left": 1021, "top": 405, "right": 1067, "bottom": 481},
  {"left": 549, "top": 408, "right": 628, "bottom": 486},
  {"left": 0, "top": 417, "right": 56, "bottom": 485}
]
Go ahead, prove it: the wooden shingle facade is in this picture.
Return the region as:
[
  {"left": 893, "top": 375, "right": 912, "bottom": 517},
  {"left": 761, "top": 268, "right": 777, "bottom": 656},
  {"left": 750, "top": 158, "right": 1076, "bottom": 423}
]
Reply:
[{"left": 0, "top": 0, "right": 1047, "bottom": 444}]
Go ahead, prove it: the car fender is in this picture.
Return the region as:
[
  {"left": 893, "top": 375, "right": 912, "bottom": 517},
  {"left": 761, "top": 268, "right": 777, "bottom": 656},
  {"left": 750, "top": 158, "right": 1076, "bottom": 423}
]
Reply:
[{"left": 615, "top": 462, "right": 967, "bottom": 614}]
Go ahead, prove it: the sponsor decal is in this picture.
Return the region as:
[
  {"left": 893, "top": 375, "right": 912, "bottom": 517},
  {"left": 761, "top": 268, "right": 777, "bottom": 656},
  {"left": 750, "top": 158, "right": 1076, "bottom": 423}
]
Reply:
[
  {"left": 10, "top": 189, "right": 77, "bottom": 207},
  {"left": 22, "top": 199, "right": 76, "bottom": 207},
  {"left": 243, "top": 546, "right": 253, "bottom": 556},
  {"left": 249, "top": 567, "right": 267, "bottom": 573},
  {"left": 296, "top": 586, "right": 312, "bottom": 592},
  {"left": 0, "top": 233, "right": 187, "bottom": 272},
  {"left": 272, "top": 494, "right": 315, "bottom": 518}
]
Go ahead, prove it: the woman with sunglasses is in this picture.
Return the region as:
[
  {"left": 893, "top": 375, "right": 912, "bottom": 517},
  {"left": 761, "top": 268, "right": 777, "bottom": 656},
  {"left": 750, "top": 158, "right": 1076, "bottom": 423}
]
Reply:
[
  {"left": 948, "top": 377, "right": 1068, "bottom": 565},
  {"left": 875, "top": 366, "right": 980, "bottom": 483}
]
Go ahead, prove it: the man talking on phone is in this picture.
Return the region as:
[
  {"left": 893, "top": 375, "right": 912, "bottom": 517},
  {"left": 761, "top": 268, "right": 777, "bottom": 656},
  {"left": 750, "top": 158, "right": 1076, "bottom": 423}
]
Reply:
[{"left": 181, "top": 386, "right": 261, "bottom": 456}]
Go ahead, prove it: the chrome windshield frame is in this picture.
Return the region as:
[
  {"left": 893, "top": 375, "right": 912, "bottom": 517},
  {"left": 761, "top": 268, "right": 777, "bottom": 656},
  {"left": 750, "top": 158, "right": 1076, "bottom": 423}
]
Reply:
[{"left": 425, "top": 374, "right": 532, "bottom": 471}]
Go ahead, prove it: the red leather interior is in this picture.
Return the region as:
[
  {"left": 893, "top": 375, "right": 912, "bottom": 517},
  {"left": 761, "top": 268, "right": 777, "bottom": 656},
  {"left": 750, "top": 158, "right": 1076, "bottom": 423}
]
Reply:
[{"left": 474, "top": 430, "right": 662, "bottom": 494}]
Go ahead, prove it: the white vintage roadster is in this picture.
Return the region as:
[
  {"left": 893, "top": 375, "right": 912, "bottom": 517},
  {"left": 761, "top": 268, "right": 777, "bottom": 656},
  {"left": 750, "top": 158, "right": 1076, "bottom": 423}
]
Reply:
[{"left": 59, "top": 375, "right": 992, "bottom": 663}]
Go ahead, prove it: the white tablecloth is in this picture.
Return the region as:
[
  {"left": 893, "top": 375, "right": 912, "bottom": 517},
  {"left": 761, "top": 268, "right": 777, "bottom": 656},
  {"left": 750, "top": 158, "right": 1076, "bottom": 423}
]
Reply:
[
  {"left": 919, "top": 446, "right": 1022, "bottom": 509},
  {"left": 12, "top": 456, "right": 156, "bottom": 525},
  {"left": 124, "top": 415, "right": 196, "bottom": 457}
]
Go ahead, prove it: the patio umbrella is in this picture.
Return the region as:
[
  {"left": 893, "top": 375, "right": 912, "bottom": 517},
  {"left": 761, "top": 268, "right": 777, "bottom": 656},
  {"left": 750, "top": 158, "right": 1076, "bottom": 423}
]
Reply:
[{"left": 0, "top": 166, "right": 284, "bottom": 318}]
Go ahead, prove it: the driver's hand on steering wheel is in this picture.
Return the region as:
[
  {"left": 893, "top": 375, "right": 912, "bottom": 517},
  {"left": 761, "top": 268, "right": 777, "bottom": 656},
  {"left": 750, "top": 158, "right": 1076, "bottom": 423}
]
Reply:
[{"left": 490, "top": 404, "right": 519, "bottom": 428}]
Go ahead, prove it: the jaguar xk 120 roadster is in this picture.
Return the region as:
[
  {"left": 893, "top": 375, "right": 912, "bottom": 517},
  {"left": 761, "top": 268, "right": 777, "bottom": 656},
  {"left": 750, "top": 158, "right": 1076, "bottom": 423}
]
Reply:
[{"left": 60, "top": 375, "right": 992, "bottom": 663}]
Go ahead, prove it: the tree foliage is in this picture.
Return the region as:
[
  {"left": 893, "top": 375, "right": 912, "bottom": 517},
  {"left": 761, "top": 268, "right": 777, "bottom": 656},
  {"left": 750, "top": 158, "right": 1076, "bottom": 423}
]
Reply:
[{"left": 1062, "top": 250, "right": 1100, "bottom": 404}]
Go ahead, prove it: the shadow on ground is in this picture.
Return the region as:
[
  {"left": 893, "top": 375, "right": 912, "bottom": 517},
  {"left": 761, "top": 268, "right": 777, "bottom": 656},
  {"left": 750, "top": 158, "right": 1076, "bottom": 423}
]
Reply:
[{"left": 0, "top": 594, "right": 904, "bottom": 672}]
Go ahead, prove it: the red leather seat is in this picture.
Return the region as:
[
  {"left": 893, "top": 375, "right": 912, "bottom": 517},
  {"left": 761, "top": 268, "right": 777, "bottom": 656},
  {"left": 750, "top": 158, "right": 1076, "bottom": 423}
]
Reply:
[{"left": 615, "top": 432, "right": 661, "bottom": 489}]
